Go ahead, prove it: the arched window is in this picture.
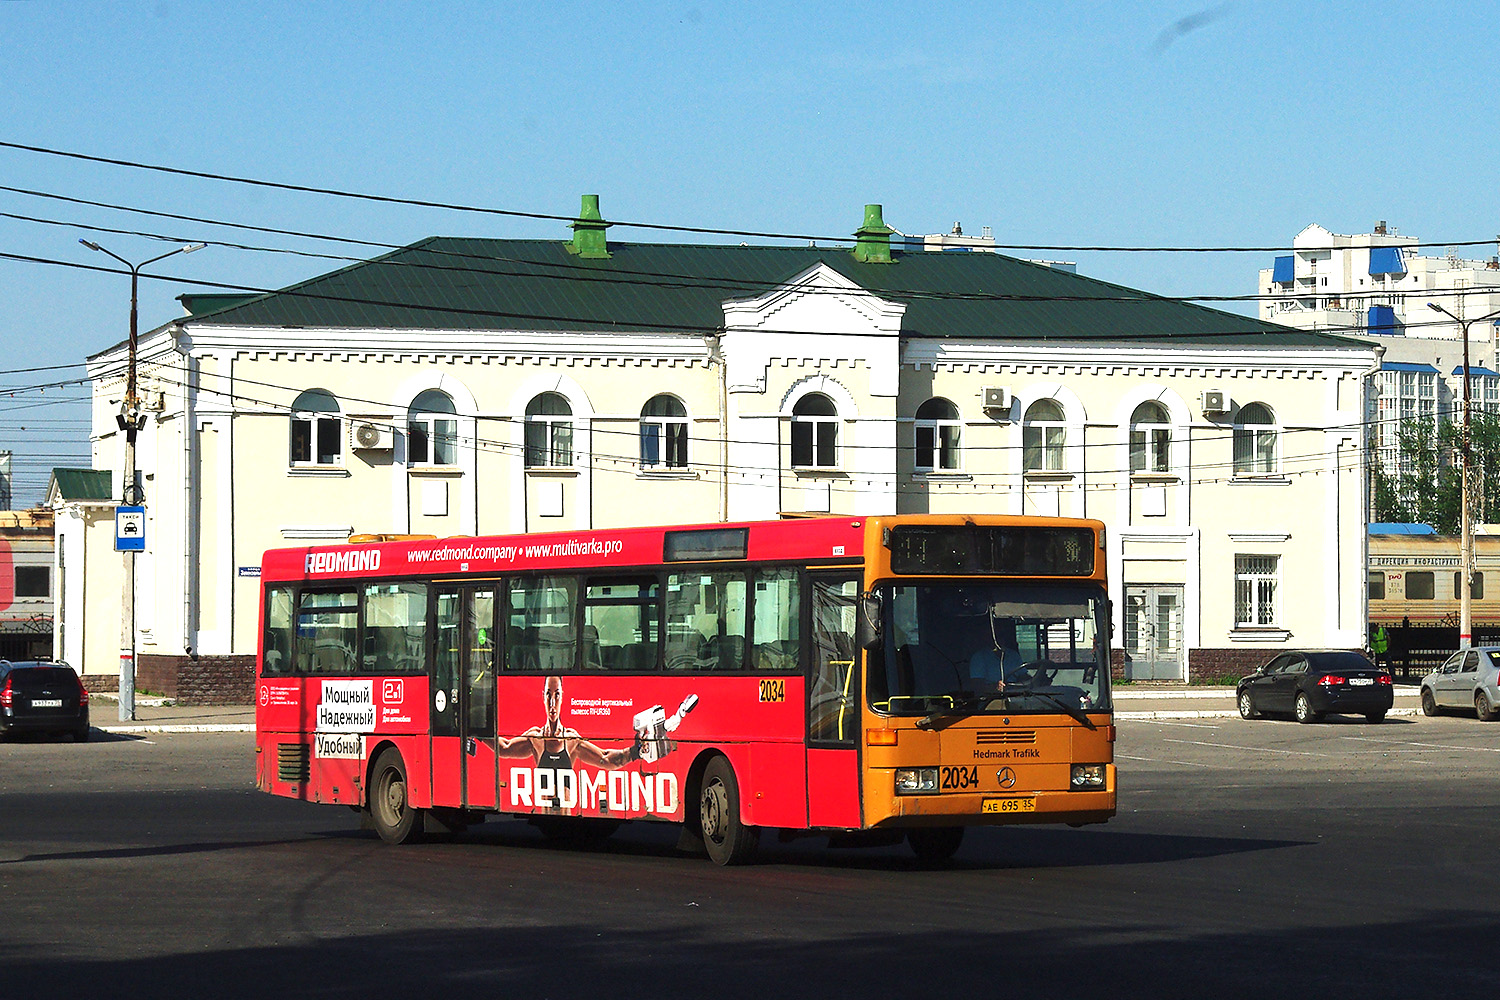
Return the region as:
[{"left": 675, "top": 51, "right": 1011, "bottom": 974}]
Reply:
[
  {"left": 640, "top": 394, "right": 688, "bottom": 470},
  {"left": 409, "top": 389, "right": 458, "bottom": 466},
  {"left": 1023, "top": 398, "right": 1066, "bottom": 472},
  {"left": 1234, "top": 402, "right": 1278, "bottom": 475},
  {"left": 525, "top": 392, "right": 573, "bottom": 468},
  {"left": 914, "top": 397, "right": 961, "bottom": 472},
  {"left": 791, "top": 393, "right": 838, "bottom": 469},
  {"left": 1129, "top": 400, "right": 1172, "bottom": 474},
  {"left": 290, "top": 389, "right": 341, "bottom": 467}
]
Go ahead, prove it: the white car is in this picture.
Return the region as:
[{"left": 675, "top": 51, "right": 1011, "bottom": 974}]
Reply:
[{"left": 1420, "top": 647, "right": 1500, "bottom": 720}]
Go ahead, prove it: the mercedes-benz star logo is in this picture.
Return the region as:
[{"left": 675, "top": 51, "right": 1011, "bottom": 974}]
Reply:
[{"left": 996, "top": 767, "right": 1016, "bottom": 789}]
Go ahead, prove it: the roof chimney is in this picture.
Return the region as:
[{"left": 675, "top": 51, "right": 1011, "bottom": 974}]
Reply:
[
  {"left": 567, "top": 194, "right": 611, "bottom": 259},
  {"left": 1374, "top": 220, "right": 1388, "bottom": 235},
  {"left": 853, "top": 204, "right": 895, "bottom": 264}
]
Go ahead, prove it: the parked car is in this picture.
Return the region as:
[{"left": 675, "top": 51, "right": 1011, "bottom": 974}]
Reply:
[
  {"left": 1419, "top": 647, "right": 1500, "bottom": 720},
  {"left": 0, "top": 660, "right": 91, "bottom": 742},
  {"left": 1237, "top": 650, "right": 1393, "bottom": 724}
]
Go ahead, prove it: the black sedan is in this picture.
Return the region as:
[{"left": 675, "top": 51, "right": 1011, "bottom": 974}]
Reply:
[
  {"left": 0, "top": 660, "right": 91, "bottom": 741},
  {"left": 1237, "top": 650, "right": 1393, "bottom": 724}
]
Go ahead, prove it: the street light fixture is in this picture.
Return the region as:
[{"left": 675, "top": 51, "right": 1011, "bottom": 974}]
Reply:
[
  {"left": 80, "top": 239, "right": 206, "bottom": 721},
  {"left": 1427, "top": 300, "right": 1500, "bottom": 650}
]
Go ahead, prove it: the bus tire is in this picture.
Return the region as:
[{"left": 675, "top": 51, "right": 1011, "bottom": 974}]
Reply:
[
  {"left": 699, "top": 756, "right": 757, "bottom": 866},
  {"left": 907, "top": 827, "right": 964, "bottom": 862},
  {"left": 369, "top": 748, "right": 424, "bottom": 845}
]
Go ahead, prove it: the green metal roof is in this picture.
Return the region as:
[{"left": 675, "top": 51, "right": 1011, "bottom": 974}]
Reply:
[
  {"left": 48, "top": 469, "right": 112, "bottom": 502},
  {"left": 187, "top": 238, "right": 1363, "bottom": 348}
]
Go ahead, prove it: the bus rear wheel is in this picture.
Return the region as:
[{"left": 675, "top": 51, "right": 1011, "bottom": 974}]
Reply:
[
  {"left": 907, "top": 827, "right": 965, "bottom": 862},
  {"left": 699, "top": 756, "right": 757, "bottom": 866},
  {"left": 370, "top": 748, "right": 424, "bottom": 845}
]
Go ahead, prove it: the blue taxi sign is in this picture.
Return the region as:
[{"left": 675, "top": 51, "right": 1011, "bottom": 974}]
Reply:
[{"left": 115, "top": 506, "right": 146, "bottom": 551}]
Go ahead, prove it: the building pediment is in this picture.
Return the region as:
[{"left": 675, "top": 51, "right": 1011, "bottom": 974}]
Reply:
[{"left": 720, "top": 263, "right": 905, "bottom": 396}]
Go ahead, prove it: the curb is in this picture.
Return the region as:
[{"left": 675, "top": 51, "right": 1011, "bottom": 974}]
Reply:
[
  {"left": 1114, "top": 689, "right": 1420, "bottom": 701},
  {"left": 1118, "top": 707, "right": 1420, "bottom": 721}
]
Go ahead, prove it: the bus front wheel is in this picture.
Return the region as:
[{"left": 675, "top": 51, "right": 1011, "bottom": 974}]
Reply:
[
  {"left": 907, "top": 827, "right": 964, "bottom": 862},
  {"left": 699, "top": 756, "right": 758, "bottom": 866},
  {"left": 369, "top": 748, "right": 424, "bottom": 845}
]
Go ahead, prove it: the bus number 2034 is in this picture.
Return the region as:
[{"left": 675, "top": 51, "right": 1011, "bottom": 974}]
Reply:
[{"left": 940, "top": 765, "right": 979, "bottom": 790}]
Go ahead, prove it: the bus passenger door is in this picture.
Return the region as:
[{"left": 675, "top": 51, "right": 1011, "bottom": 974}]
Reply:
[
  {"left": 432, "top": 587, "right": 499, "bottom": 811},
  {"left": 807, "top": 574, "right": 862, "bottom": 829}
]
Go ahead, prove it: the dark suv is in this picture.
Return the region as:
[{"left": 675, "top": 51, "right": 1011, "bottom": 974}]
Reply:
[{"left": 0, "top": 661, "right": 91, "bottom": 742}]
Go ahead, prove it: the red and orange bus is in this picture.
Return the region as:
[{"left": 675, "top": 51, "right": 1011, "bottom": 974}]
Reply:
[{"left": 255, "top": 514, "right": 1116, "bottom": 863}]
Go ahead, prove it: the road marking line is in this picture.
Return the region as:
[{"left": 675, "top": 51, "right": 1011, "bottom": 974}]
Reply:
[
  {"left": 1143, "top": 720, "right": 1221, "bottom": 729},
  {"left": 1339, "top": 735, "right": 1500, "bottom": 754},
  {"left": 1117, "top": 753, "right": 1217, "bottom": 767},
  {"left": 1164, "top": 738, "right": 1324, "bottom": 755}
]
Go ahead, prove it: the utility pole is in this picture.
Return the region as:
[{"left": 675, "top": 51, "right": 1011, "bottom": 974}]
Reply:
[
  {"left": 1427, "top": 301, "right": 1500, "bottom": 650},
  {"left": 80, "top": 239, "right": 205, "bottom": 720}
]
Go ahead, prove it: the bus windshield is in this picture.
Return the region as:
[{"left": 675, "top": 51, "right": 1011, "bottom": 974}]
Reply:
[{"left": 871, "top": 582, "right": 1111, "bottom": 717}]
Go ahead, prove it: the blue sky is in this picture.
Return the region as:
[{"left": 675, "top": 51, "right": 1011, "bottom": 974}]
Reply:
[{"left": 1, "top": 0, "right": 1497, "bottom": 504}]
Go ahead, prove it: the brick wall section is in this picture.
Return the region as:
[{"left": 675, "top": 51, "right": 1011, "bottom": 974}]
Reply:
[
  {"left": 137, "top": 655, "right": 180, "bottom": 699},
  {"left": 80, "top": 674, "right": 120, "bottom": 694},
  {"left": 179, "top": 655, "right": 256, "bottom": 705},
  {"left": 132, "top": 653, "right": 256, "bottom": 705},
  {"left": 1186, "top": 648, "right": 1271, "bottom": 680}
]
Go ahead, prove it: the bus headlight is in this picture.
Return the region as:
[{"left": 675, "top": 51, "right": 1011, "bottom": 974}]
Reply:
[
  {"left": 1071, "top": 764, "right": 1106, "bottom": 789},
  {"left": 895, "top": 768, "right": 938, "bottom": 794}
]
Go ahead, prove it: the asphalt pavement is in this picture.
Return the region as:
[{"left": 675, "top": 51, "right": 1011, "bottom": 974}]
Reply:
[{"left": 86, "top": 683, "right": 1423, "bottom": 734}]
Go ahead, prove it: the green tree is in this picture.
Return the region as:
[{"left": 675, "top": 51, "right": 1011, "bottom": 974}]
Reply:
[{"left": 1375, "top": 411, "right": 1500, "bottom": 532}]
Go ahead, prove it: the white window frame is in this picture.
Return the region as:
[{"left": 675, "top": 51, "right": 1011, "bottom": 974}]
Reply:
[
  {"left": 791, "top": 393, "right": 839, "bottom": 470},
  {"left": 1023, "top": 398, "right": 1066, "bottom": 472},
  {"left": 525, "top": 392, "right": 574, "bottom": 469},
  {"left": 1234, "top": 554, "right": 1280, "bottom": 627},
  {"left": 409, "top": 389, "right": 459, "bottom": 467},
  {"left": 914, "top": 397, "right": 961, "bottom": 472},
  {"left": 290, "top": 389, "right": 343, "bottom": 468},
  {"left": 640, "top": 394, "right": 689, "bottom": 470},
  {"left": 1233, "top": 402, "right": 1279, "bottom": 476},
  {"left": 1129, "top": 400, "right": 1172, "bottom": 475}
]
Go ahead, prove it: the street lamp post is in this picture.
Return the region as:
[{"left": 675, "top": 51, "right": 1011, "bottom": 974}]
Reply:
[
  {"left": 1427, "top": 301, "right": 1500, "bottom": 650},
  {"left": 80, "top": 239, "right": 205, "bottom": 721}
]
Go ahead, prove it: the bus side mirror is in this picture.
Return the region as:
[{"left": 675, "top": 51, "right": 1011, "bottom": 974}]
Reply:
[{"left": 857, "top": 593, "right": 882, "bottom": 649}]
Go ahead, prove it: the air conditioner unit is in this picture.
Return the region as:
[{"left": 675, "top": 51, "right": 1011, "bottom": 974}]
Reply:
[
  {"left": 981, "top": 386, "right": 1010, "bottom": 414},
  {"left": 349, "top": 421, "right": 394, "bottom": 451},
  {"left": 1200, "top": 389, "right": 1229, "bottom": 414}
]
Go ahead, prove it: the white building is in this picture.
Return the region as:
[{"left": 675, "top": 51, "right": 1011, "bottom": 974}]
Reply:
[
  {"left": 1258, "top": 222, "right": 1500, "bottom": 346},
  {"left": 70, "top": 200, "right": 1380, "bottom": 692},
  {"left": 1260, "top": 223, "right": 1500, "bottom": 482}
]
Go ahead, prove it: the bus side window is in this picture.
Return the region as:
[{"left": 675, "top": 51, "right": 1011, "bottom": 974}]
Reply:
[
  {"left": 362, "top": 583, "right": 428, "bottom": 674},
  {"left": 262, "top": 586, "right": 295, "bottom": 676},
  {"left": 585, "top": 576, "right": 661, "bottom": 672},
  {"left": 507, "top": 576, "right": 577, "bottom": 671},
  {"left": 752, "top": 568, "right": 800, "bottom": 673},
  {"left": 296, "top": 589, "right": 359, "bottom": 675}
]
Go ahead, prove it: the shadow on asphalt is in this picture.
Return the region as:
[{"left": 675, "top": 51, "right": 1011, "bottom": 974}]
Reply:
[
  {"left": 3, "top": 910, "right": 1490, "bottom": 999},
  {"left": 302, "top": 813, "right": 1310, "bottom": 874}
]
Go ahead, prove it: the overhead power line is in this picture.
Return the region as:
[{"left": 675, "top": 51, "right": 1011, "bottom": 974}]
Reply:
[{"left": 5, "top": 139, "right": 1500, "bottom": 254}]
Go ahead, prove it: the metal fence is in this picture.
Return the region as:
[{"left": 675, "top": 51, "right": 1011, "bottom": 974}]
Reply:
[{"left": 1377, "top": 624, "right": 1500, "bottom": 683}]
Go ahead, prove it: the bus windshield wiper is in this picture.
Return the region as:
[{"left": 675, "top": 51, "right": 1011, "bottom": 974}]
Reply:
[
  {"left": 1002, "top": 685, "right": 1098, "bottom": 730},
  {"left": 915, "top": 691, "right": 990, "bottom": 730}
]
